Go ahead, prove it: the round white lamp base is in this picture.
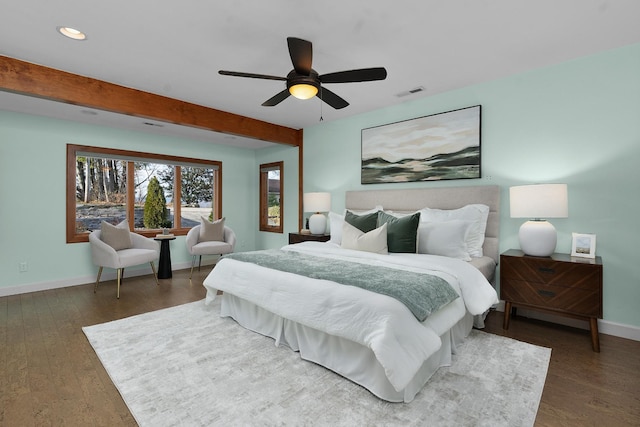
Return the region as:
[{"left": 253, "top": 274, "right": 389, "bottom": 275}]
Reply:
[
  {"left": 308, "top": 213, "right": 327, "bottom": 235},
  {"left": 519, "top": 220, "right": 557, "bottom": 257}
]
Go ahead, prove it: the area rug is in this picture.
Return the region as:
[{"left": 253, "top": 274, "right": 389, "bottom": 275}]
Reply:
[{"left": 83, "top": 300, "right": 550, "bottom": 427}]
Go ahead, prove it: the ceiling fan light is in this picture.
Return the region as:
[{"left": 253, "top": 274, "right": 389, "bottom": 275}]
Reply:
[{"left": 289, "top": 84, "right": 318, "bottom": 100}]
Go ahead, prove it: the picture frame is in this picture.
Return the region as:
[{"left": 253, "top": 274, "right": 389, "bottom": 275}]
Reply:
[
  {"left": 361, "top": 105, "right": 481, "bottom": 184},
  {"left": 571, "top": 232, "right": 596, "bottom": 258}
]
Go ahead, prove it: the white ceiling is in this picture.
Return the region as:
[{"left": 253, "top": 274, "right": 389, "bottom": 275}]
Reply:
[{"left": 2, "top": 0, "right": 640, "bottom": 149}]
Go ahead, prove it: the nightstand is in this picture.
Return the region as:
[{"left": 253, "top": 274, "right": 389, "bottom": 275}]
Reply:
[
  {"left": 500, "top": 249, "right": 603, "bottom": 352},
  {"left": 288, "top": 232, "right": 330, "bottom": 244}
]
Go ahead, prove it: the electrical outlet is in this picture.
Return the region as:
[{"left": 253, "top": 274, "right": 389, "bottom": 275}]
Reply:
[{"left": 19, "top": 261, "right": 28, "bottom": 272}]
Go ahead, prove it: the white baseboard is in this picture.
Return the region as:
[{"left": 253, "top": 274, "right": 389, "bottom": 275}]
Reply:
[
  {"left": 495, "top": 301, "right": 640, "bottom": 342},
  {"left": 0, "top": 260, "right": 202, "bottom": 298},
  {"left": 0, "top": 274, "right": 98, "bottom": 297}
]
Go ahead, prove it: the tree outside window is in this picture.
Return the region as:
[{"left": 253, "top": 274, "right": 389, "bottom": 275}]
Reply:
[{"left": 67, "top": 144, "right": 221, "bottom": 243}]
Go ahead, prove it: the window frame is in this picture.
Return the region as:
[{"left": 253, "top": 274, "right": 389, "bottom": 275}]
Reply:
[
  {"left": 259, "top": 161, "right": 283, "bottom": 233},
  {"left": 66, "top": 144, "right": 222, "bottom": 243}
]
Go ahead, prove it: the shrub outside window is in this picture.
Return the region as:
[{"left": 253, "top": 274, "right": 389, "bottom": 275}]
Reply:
[
  {"left": 67, "top": 144, "right": 221, "bottom": 243},
  {"left": 259, "top": 161, "right": 283, "bottom": 233}
]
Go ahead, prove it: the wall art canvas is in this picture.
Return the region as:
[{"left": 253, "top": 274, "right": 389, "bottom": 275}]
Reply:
[{"left": 361, "top": 105, "right": 481, "bottom": 184}]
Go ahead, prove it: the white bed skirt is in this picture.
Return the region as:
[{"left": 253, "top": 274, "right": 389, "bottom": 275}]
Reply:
[{"left": 220, "top": 293, "right": 474, "bottom": 403}]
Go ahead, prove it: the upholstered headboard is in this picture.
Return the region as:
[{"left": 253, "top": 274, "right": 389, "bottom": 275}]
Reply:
[{"left": 345, "top": 185, "right": 500, "bottom": 263}]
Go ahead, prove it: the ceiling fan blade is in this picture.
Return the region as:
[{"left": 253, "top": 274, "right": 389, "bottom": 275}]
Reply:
[
  {"left": 317, "top": 87, "right": 349, "bottom": 109},
  {"left": 262, "top": 89, "right": 291, "bottom": 107},
  {"left": 319, "top": 67, "right": 387, "bottom": 84},
  {"left": 218, "top": 70, "right": 286, "bottom": 81},
  {"left": 287, "top": 37, "right": 312, "bottom": 75}
]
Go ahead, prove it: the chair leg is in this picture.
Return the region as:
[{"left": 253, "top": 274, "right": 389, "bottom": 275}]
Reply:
[
  {"left": 94, "top": 266, "right": 103, "bottom": 293},
  {"left": 189, "top": 255, "right": 197, "bottom": 279},
  {"left": 198, "top": 255, "right": 203, "bottom": 271},
  {"left": 150, "top": 261, "right": 159, "bottom": 285},
  {"left": 116, "top": 268, "right": 122, "bottom": 299}
]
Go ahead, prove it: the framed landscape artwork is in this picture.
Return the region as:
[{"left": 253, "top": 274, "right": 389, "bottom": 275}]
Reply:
[{"left": 361, "top": 105, "right": 481, "bottom": 184}]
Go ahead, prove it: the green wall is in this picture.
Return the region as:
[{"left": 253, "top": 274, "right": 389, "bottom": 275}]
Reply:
[
  {"left": 303, "top": 42, "right": 640, "bottom": 328},
  {"left": 0, "top": 111, "right": 259, "bottom": 293},
  {"left": 1, "top": 42, "right": 638, "bottom": 331}
]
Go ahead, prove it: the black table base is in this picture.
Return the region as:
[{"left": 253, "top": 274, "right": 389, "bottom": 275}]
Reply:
[{"left": 155, "top": 237, "right": 176, "bottom": 279}]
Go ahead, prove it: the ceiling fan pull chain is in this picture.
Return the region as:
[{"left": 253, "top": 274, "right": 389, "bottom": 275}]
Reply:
[{"left": 319, "top": 89, "right": 324, "bottom": 121}]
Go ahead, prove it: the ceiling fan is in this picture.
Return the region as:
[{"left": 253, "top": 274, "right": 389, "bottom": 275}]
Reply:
[{"left": 218, "top": 37, "right": 387, "bottom": 110}]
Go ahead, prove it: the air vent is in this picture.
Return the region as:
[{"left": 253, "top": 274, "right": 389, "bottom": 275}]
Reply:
[
  {"left": 143, "top": 122, "right": 164, "bottom": 127},
  {"left": 396, "top": 86, "right": 425, "bottom": 97}
]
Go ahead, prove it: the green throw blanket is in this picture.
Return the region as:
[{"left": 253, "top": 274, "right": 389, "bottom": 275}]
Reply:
[{"left": 223, "top": 249, "right": 459, "bottom": 322}]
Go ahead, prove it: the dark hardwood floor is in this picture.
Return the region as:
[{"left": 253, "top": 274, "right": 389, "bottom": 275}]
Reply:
[
  {"left": 2, "top": 269, "right": 639, "bottom": 426},
  {"left": 483, "top": 310, "right": 640, "bottom": 426},
  {"left": 1, "top": 268, "right": 207, "bottom": 426}
]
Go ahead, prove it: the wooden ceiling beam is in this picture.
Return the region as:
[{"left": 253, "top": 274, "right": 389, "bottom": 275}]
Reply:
[{"left": 0, "top": 55, "right": 301, "bottom": 147}]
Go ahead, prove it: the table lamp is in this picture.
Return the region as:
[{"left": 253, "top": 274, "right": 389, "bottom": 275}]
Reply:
[
  {"left": 304, "top": 192, "right": 331, "bottom": 235},
  {"left": 509, "top": 184, "right": 568, "bottom": 257}
]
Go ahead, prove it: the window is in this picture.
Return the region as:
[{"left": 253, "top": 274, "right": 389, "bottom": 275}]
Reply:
[
  {"left": 259, "top": 161, "right": 283, "bottom": 233},
  {"left": 67, "top": 144, "right": 221, "bottom": 243}
]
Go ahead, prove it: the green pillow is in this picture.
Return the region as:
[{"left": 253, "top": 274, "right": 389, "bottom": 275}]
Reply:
[
  {"left": 344, "top": 210, "right": 379, "bottom": 233},
  {"left": 377, "top": 211, "right": 421, "bottom": 253}
]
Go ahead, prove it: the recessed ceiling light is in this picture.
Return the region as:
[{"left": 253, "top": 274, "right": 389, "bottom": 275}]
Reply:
[{"left": 57, "top": 26, "right": 87, "bottom": 41}]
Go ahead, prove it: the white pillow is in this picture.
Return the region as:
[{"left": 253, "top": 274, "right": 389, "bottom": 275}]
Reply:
[
  {"left": 328, "top": 205, "right": 383, "bottom": 245},
  {"left": 417, "top": 220, "right": 473, "bottom": 261},
  {"left": 341, "top": 221, "right": 388, "bottom": 254},
  {"left": 328, "top": 211, "right": 345, "bottom": 245},
  {"left": 419, "top": 204, "right": 489, "bottom": 258},
  {"left": 381, "top": 210, "right": 415, "bottom": 218},
  {"left": 200, "top": 216, "right": 225, "bottom": 242},
  {"left": 100, "top": 220, "right": 132, "bottom": 251}
]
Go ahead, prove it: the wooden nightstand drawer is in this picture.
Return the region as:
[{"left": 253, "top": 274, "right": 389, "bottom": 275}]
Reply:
[
  {"left": 501, "top": 279, "right": 601, "bottom": 317},
  {"left": 501, "top": 257, "right": 601, "bottom": 290}
]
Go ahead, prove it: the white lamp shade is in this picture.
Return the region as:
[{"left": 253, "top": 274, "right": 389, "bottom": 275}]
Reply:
[
  {"left": 303, "top": 192, "right": 331, "bottom": 213},
  {"left": 510, "top": 183, "right": 568, "bottom": 257},
  {"left": 509, "top": 184, "right": 568, "bottom": 219}
]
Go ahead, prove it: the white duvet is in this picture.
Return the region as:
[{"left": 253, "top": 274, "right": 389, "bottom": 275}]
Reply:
[{"left": 203, "top": 242, "right": 498, "bottom": 392}]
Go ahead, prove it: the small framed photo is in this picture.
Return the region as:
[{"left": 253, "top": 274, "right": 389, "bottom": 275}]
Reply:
[{"left": 571, "top": 233, "right": 596, "bottom": 258}]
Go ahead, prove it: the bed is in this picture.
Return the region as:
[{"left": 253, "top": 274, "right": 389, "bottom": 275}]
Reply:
[{"left": 203, "top": 185, "right": 500, "bottom": 403}]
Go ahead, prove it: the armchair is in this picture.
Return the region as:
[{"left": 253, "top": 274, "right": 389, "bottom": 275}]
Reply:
[
  {"left": 89, "top": 230, "right": 160, "bottom": 298},
  {"left": 185, "top": 225, "right": 236, "bottom": 278}
]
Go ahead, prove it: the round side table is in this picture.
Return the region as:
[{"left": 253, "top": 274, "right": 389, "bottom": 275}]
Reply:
[{"left": 154, "top": 236, "right": 176, "bottom": 279}]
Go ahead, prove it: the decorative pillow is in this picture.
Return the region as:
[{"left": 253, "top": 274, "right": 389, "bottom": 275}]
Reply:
[
  {"left": 419, "top": 204, "right": 489, "bottom": 258},
  {"left": 328, "top": 211, "right": 345, "bottom": 245},
  {"left": 341, "top": 221, "right": 388, "bottom": 254},
  {"left": 344, "top": 210, "right": 379, "bottom": 233},
  {"left": 100, "top": 220, "right": 132, "bottom": 251},
  {"left": 417, "top": 220, "right": 473, "bottom": 261},
  {"left": 328, "top": 206, "right": 382, "bottom": 245},
  {"left": 200, "top": 216, "right": 225, "bottom": 242},
  {"left": 377, "top": 211, "right": 420, "bottom": 253}
]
